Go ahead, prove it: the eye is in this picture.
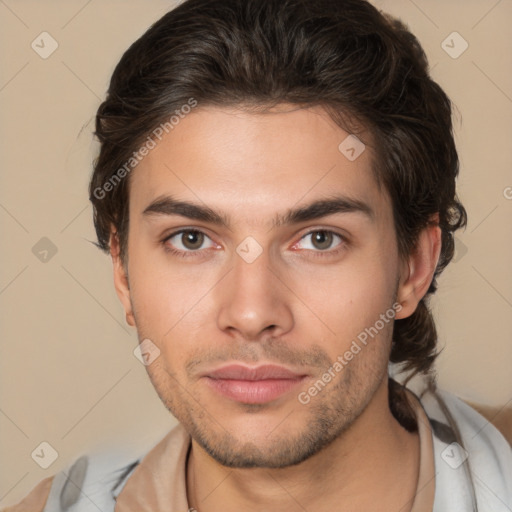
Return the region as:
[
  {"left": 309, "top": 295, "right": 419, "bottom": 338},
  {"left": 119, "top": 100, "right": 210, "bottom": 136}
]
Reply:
[
  {"left": 294, "top": 230, "right": 345, "bottom": 252},
  {"left": 163, "top": 229, "right": 217, "bottom": 255}
]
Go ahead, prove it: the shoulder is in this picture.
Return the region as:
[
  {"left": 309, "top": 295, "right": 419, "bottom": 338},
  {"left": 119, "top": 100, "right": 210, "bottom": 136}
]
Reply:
[
  {"left": 417, "top": 387, "right": 512, "bottom": 511},
  {"left": 423, "top": 388, "right": 512, "bottom": 457},
  {"left": 1, "top": 426, "right": 186, "bottom": 512},
  {"left": 467, "top": 401, "right": 512, "bottom": 446},
  {"left": 1, "top": 448, "right": 142, "bottom": 512},
  {"left": 0, "top": 476, "right": 54, "bottom": 512}
]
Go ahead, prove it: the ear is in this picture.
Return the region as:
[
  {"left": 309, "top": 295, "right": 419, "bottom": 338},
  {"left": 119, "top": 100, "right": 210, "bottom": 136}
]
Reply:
[
  {"left": 395, "top": 215, "right": 442, "bottom": 320},
  {"left": 110, "top": 230, "right": 135, "bottom": 327}
]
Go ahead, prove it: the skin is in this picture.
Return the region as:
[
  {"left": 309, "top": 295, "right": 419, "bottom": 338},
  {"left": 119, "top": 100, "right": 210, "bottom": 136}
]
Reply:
[{"left": 111, "top": 103, "right": 441, "bottom": 511}]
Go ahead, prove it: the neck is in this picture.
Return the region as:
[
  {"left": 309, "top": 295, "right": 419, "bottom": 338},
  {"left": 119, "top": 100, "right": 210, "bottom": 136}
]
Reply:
[{"left": 186, "top": 379, "right": 420, "bottom": 512}]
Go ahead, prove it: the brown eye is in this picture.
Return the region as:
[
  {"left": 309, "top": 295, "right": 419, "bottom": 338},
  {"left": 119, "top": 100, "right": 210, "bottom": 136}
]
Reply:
[
  {"left": 181, "top": 230, "right": 204, "bottom": 250},
  {"left": 165, "top": 229, "right": 215, "bottom": 254},
  {"left": 310, "top": 231, "right": 334, "bottom": 250},
  {"left": 294, "top": 230, "right": 345, "bottom": 253}
]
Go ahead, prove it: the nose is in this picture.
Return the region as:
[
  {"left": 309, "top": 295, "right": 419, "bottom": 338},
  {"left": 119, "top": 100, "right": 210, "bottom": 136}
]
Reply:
[{"left": 216, "top": 245, "right": 294, "bottom": 341}]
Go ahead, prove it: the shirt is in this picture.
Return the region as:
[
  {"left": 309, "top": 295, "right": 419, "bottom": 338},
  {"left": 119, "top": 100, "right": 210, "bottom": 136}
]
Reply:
[{"left": 2, "top": 386, "right": 511, "bottom": 511}]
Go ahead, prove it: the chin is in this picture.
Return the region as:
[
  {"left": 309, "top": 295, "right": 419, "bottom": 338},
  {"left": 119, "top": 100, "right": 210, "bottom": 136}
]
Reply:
[{"left": 186, "top": 402, "right": 357, "bottom": 469}]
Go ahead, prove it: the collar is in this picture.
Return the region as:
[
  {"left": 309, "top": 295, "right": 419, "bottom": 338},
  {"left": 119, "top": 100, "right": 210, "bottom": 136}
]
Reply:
[
  {"left": 115, "top": 424, "right": 191, "bottom": 511},
  {"left": 116, "top": 391, "right": 435, "bottom": 511}
]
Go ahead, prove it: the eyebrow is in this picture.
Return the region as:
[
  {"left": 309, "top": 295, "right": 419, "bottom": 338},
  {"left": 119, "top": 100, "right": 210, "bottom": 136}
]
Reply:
[{"left": 142, "top": 194, "right": 374, "bottom": 228}]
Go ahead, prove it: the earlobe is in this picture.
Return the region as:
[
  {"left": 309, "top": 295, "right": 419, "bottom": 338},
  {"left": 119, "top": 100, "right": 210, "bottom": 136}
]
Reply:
[
  {"left": 110, "top": 231, "right": 135, "bottom": 327},
  {"left": 395, "top": 217, "right": 442, "bottom": 320}
]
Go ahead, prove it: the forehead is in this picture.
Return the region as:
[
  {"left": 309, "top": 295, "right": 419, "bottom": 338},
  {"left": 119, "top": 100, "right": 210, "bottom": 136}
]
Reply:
[{"left": 128, "top": 104, "right": 387, "bottom": 224}]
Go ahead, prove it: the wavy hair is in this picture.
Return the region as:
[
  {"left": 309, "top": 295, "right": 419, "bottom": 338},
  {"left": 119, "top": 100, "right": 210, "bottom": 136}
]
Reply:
[{"left": 90, "top": 0, "right": 467, "bottom": 429}]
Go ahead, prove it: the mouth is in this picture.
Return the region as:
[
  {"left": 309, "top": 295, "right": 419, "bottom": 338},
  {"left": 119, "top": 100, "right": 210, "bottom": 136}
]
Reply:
[{"left": 201, "top": 364, "right": 309, "bottom": 404}]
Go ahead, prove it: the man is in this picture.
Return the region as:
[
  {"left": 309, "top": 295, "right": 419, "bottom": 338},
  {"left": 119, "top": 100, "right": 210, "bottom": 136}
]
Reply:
[{"left": 5, "top": 0, "right": 511, "bottom": 510}]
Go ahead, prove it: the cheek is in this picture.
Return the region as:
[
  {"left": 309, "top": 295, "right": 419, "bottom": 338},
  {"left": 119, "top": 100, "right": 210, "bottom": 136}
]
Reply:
[
  {"left": 127, "top": 254, "right": 215, "bottom": 366},
  {"left": 127, "top": 242, "right": 199, "bottom": 329},
  {"left": 293, "top": 249, "right": 397, "bottom": 346}
]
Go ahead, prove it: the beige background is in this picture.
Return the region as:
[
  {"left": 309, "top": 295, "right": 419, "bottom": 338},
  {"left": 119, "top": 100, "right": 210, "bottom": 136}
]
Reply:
[{"left": 1, "top": 0, "right": 511, "bottom": 506}]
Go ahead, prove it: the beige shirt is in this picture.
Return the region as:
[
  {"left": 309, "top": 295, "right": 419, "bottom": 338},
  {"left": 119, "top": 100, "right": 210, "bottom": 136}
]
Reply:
[{"left": 3, "top": 391, "right": 436, "bottom": 512}]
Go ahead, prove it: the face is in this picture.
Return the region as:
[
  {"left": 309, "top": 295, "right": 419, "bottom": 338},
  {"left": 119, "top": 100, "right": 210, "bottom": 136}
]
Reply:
[{"left": 115, "top": 104, "right": 406, "bottom": 468}]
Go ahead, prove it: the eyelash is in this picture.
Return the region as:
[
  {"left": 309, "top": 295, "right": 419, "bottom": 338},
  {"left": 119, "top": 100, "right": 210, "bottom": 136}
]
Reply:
[{"left": 161, "top": 228, "right": 348, "bottom": 259}]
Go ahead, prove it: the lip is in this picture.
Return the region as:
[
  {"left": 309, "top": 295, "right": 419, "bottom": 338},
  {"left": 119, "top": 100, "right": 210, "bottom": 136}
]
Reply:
[{"left": 202, "top": 364, "right": 308, "bottom": 404}]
